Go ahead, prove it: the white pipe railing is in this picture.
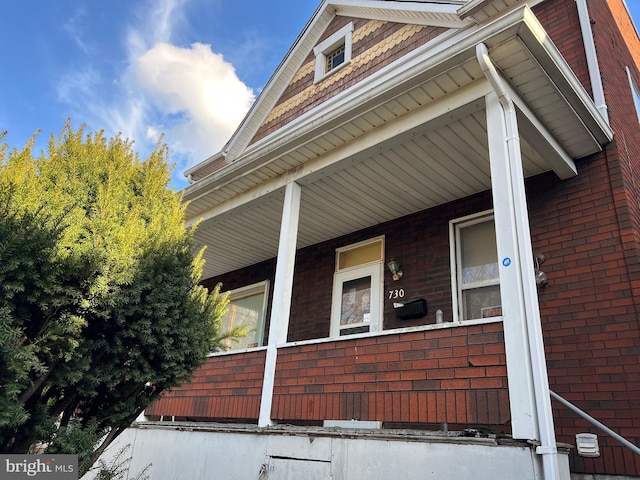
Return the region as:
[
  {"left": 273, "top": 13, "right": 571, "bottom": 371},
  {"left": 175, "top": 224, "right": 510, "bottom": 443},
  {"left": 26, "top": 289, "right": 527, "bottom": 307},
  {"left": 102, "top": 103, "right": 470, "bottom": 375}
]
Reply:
[{"left": 550, "top": 390, "right": 640, "bottom": 456}]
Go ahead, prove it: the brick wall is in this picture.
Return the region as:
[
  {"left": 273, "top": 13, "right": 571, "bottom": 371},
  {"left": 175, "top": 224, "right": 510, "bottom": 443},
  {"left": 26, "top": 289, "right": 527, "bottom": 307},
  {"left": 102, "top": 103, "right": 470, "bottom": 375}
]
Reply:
[
  {"left": 274, "top": 323, "right": 510, "bottom": 430},
  {"left": 145, "top": 349, "right": 266, "bottom": 422},
  {"left": 531, "top": 0, "right": 640, "bottom": 476},
  {"left": 287, "top": 191, "right": 493, "bottom": 342}
]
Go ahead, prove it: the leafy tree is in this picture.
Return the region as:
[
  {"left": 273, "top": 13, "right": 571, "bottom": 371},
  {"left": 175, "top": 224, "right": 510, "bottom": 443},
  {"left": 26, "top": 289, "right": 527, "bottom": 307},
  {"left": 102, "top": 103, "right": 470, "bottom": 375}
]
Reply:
[{"left": 0, "top": 124, "right": 233, "bottom": 475}]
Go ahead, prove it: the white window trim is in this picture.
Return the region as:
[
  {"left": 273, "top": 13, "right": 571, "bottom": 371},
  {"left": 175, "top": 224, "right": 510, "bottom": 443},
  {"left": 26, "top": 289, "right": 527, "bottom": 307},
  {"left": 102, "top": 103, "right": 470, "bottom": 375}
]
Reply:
[
  {"left": 222, "top": 280, "right": 270, "bottom": 350},
  {"left": 335, "top": 235, "right": 385, "bottom": 271},
  {"left": 313, "top": 22, "right": 354, "bottom": 83},
  {"left": 625, "top": 66, "right": 640, "bottom": 124},
  {"left": 330, "top": 236, "right": 384, "bottom": 338},
  {"left": 449, "top": 210, "right": 499, "bottom": 324},
  {"left": 330, "top": 262, "right": 383, "bottom": 338}
]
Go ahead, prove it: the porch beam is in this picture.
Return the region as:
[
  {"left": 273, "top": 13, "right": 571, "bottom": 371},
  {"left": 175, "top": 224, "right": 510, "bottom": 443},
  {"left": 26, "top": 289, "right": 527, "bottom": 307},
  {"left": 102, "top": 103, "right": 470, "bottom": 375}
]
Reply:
[
  {"left": 503, "top": 82, "right": 577, "bottom": 180},
  {"left": 258, "top": 180, "right": 301, "bottom": 427}
]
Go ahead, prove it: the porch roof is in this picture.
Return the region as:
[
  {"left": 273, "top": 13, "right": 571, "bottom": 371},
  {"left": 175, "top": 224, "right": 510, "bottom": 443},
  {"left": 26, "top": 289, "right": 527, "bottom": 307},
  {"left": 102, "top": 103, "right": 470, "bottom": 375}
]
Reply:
[{"left": 183, "top": 6, "right": 612, "bottom": 280}]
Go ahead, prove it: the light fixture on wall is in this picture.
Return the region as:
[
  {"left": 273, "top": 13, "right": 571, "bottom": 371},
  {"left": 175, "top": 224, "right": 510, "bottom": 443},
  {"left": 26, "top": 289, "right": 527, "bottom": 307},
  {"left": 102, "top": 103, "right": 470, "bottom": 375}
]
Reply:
[
  {"left": 387, "top": 259, "right": 403, "bottom": 281},
  {"left": 534, "top": 253, "right": 548, "bottom": 288}
]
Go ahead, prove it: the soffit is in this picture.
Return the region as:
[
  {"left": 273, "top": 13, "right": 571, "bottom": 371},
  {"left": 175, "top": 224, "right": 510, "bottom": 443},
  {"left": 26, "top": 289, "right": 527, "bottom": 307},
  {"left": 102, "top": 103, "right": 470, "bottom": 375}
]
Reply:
[
  {"left": 184, "top": 6, "right": 609, "bottom": 215},
  {"left": 194, "top": 101, "right": 552, "bottom": 280},
  {"left": 187, "top": 6, "right": 613, "bottom": 279}
]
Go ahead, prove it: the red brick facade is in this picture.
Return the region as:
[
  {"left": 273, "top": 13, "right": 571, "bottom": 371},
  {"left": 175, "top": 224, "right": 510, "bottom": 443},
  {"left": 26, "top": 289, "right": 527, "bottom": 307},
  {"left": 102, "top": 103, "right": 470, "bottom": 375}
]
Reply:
[
  {"left": 146, "top": 349, "right": 267, "bottom": 421},
  {"left": 148, "top": 324, "right": 510, "bottom": 431},
  {"left": 272, "top": 324, "right": 509, "bottom": 428},
  {"left": 531, "top": 0, "right": 640, "bottom": 475},
  {"left": 151, "top": 0, "right": 640, "bottom": 476}
]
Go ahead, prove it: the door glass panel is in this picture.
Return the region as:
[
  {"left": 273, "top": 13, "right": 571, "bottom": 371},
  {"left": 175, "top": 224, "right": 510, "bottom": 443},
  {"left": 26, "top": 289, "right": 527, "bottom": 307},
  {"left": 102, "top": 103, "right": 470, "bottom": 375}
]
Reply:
[{"left": 340, "top": 276, "right": 371, "bottom": 327}]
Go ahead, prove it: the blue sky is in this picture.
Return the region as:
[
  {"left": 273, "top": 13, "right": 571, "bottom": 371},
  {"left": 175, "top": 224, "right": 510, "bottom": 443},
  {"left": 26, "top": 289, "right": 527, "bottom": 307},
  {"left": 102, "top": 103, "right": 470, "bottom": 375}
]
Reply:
[{"left": 1, "top": 0, "right": 639, "bottom": 190}]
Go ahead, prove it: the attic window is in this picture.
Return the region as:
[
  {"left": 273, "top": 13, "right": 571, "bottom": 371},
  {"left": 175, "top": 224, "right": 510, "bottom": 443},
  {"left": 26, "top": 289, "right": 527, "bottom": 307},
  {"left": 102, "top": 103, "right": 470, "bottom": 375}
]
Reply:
[
  {"left": 314, "top": 22, "right": 353, "bottom": 83},
  {"left": 326, "top": 45, "right": 345, "bottom": 72}
]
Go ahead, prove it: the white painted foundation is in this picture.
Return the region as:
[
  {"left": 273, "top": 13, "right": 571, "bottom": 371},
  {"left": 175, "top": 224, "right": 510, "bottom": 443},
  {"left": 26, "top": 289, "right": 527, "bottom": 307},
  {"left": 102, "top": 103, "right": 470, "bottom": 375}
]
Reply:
[{"left": 83, "top": 423, "right": 571, "bottom": 480}]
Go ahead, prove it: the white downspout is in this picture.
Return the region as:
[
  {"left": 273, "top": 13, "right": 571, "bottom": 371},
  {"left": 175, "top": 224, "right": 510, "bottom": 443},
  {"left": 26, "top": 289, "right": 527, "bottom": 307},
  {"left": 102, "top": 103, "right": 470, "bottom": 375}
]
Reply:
[
  {"left": 576, "top": 0, "right": 610, "bottom": 124},
  {"left": 476, "top": 43, "right": 560, "bottom": 480}
]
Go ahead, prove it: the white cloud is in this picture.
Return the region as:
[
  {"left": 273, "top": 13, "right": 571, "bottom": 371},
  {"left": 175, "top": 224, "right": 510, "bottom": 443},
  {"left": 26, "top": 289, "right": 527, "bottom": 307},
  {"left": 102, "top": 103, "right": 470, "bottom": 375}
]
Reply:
[
  {"left": 56, "top": 66, "right": 100, "bottom": 104},
  {"left": 133, "top": 42, "right": 255, "bottom": 162},
  {"left": 62, "top": 6, "right": 91, "bottom": 55},
  {"left": 56, "top": 0, "right": 256, "bottom": 188}
]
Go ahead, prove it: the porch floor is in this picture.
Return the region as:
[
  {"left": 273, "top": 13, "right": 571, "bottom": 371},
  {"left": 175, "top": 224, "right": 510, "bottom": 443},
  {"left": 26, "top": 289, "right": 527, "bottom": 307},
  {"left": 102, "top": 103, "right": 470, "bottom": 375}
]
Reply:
[{"left": 135, "top": 420, "right": 537, "bottom": 449}]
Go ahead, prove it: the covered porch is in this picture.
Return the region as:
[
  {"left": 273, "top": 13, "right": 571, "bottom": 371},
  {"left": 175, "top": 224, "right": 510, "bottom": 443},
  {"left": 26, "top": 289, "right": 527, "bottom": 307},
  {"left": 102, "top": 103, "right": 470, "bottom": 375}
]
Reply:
[{"left": 148, "top": 7, "right": 611, "bottom": 472}]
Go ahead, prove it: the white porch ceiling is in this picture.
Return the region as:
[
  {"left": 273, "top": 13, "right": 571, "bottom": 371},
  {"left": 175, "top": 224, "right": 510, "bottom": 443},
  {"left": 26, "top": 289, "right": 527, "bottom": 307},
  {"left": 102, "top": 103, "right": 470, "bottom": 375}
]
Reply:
[
  {"left": 193, "top": 101, "right": 552, "bottom": 279},
  {"left": 185, "top": 6, "right": 612, "bottom": 280}
]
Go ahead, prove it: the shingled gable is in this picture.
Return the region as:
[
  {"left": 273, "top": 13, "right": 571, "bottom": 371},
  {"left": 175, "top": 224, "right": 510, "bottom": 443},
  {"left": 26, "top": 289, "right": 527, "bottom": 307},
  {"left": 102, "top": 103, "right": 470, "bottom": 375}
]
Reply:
[{"left": 184, "top": 0, "right": 480, "bottom": 183}]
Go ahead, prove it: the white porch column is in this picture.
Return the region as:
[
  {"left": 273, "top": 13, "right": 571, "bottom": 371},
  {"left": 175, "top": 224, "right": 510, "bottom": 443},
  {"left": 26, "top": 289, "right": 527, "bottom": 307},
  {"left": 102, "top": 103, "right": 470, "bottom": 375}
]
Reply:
[
  {"left": 485, "top": 91, "right": 538, "bottom": 440},
  {"left": 482, "top": 39, "right": 561, "bottom": 480},
  {"left": 258, "top": 181, "right": 301, "bottom": 427}
]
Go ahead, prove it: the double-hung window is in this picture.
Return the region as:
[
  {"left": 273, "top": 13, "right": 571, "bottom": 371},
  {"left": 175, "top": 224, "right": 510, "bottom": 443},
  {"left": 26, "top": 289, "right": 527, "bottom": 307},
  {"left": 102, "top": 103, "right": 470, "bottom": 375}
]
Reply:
[
  {"left": 220, "top": 281, "right": 269, "bottom": 351},
  {"left": 451, "top": 212, "right": 501, "bottom": 321},
  {"left": 330, "top": 237, "right": 384, "bottom": 337}
]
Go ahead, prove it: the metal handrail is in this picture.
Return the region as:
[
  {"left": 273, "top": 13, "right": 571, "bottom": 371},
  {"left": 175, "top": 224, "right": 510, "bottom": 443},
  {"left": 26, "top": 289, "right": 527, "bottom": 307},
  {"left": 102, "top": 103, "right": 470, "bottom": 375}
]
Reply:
[{"left": 550, "top": 390, "right": 640, "bottom": 455}]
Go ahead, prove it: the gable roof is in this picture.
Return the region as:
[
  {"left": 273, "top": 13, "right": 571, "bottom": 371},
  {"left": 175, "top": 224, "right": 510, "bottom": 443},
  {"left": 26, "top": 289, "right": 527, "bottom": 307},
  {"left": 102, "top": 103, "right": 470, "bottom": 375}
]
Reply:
[
  {"left": 180, "top": 1, "right": 613, "bottom": 279},
  {"left": 184, "top": 0, "right": 609, "bottom": 185},
  {"left": 184, "top": 0, "right": 488, "bottom": 182}
]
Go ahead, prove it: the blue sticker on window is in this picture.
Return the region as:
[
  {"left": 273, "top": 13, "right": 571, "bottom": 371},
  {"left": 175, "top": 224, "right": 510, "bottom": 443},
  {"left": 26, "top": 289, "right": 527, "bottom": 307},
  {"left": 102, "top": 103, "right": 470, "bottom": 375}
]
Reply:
[{"left": 502, "top": 257, "right": 512, "bottom": 267}]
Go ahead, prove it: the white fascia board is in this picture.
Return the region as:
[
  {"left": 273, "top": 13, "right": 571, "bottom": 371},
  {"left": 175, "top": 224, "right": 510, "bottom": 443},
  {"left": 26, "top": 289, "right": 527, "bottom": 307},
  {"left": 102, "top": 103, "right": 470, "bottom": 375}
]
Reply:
[
  {"left": 459, "top": 0, "right": 544, "bottom": 20},
  {"left": 220, "top": 2, "right": 331, "bottom": 161},
  {"left": 184, "top": 151, "right": 225, "bottom": 179},
  {"left": 515, "top": 7, "right": 613, "bottom": 145},
  {"left": 332, "top": 0, "right": 463, "bottom": 12},
  {"left": 331, "top": 0, "right": 469, "bottom": 28}
]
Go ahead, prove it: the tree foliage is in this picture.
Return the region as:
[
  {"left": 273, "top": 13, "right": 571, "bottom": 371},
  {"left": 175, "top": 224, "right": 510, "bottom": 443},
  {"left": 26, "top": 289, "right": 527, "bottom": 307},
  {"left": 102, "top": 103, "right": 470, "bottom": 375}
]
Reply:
[{"left": 0, "top": 124, "right": 230, "bottom": 475}]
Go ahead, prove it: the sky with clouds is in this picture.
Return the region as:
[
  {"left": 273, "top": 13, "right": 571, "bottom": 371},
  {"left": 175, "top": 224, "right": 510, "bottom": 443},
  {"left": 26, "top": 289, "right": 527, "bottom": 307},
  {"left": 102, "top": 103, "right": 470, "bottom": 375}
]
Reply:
[
  {"left": 0, "top": 0, "right": 318, "bottom": 189},
  {"left": 1, "top": 0, "right": 639, "bottom": 190}
]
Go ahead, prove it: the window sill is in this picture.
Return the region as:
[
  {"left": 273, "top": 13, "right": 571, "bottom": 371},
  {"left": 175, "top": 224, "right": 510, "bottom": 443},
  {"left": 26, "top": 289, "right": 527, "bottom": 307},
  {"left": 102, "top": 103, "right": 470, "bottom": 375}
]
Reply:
[{"left": 314, "top": 60, "right": 351, "bottom": 84}]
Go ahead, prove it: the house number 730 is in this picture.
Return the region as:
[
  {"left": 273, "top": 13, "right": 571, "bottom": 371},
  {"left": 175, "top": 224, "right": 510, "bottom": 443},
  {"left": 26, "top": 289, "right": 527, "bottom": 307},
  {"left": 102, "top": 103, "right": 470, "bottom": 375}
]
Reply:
[{"left": 388, "top": 289, "right": 405, "bottom": 299}]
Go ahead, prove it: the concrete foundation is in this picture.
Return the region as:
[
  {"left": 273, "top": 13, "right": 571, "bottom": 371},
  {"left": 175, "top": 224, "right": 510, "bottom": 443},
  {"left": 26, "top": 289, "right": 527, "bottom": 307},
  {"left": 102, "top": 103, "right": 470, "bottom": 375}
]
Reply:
[{"left": 83, "top": 422, "right": 572, "bottom": 480}]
